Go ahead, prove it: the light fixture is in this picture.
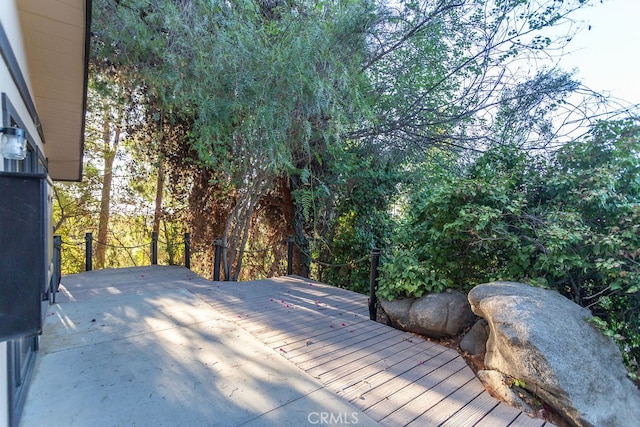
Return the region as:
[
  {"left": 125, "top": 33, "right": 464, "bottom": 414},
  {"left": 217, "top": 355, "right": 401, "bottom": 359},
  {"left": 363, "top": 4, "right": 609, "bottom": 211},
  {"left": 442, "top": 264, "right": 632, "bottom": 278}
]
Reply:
[{"left": 0, "top": 127, "right": 26, "bottom": 160}]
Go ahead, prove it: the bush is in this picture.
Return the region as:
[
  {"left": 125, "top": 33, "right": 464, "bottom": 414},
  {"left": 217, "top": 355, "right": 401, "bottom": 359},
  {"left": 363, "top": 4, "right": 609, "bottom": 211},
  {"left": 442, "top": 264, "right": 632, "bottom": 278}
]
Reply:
[{"left": 378, "top": 118, "right": 640, "bottom": 377}]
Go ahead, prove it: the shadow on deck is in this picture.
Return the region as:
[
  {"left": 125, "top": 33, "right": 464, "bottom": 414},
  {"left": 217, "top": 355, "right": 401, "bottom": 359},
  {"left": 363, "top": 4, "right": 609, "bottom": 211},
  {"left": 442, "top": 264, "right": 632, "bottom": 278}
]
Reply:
[{"left": 21, "top": 266, "right": 554, "bottom": 426}]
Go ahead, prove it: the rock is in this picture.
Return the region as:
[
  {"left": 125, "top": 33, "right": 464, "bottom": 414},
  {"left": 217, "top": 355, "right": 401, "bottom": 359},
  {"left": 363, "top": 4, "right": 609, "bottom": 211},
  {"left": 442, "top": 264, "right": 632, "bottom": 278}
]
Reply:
[
  {"left": 469, "top": 281, "right": 640, "bottom": 427},
  {"left": 380, "top": 290, "right": 475, "bottom": 338},
  {"left": 378, "top": 297, "right": 413, "bottom": 328},
  {"left": 477, "top": 370, "right": 534, "bottom": 415},
  {"left": 460, "top": 318, "right": 489, "bottom": 355},
  {"left": 376, "top": 302, "right": 391, "bottom": 325}
]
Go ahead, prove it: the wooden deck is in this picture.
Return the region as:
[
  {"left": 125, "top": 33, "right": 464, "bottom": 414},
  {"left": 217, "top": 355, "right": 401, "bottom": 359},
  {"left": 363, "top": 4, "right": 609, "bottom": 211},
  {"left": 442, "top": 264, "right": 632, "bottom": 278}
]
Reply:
[{"left": 57, "top": 266, "right": 554, "bottom": 426}]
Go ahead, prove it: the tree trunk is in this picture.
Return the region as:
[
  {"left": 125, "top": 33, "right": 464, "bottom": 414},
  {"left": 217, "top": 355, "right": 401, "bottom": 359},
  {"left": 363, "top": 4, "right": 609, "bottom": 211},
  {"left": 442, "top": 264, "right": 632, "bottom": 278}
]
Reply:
[
  {"left": 95, "top": 104, "right": 122, "bottom": 269},
  {"left": 222, "top": 169, "right": 273, "bottom": 281}
]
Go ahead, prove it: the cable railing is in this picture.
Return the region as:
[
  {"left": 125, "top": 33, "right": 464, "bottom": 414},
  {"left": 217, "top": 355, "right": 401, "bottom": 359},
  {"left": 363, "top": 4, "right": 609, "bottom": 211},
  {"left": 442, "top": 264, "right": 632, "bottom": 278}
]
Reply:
[
  {"left": 80, "top": 232, "right": 191, "bottom": 272},
  {"left": 52, "top": 233, "right": 382, "bottom": 320}
]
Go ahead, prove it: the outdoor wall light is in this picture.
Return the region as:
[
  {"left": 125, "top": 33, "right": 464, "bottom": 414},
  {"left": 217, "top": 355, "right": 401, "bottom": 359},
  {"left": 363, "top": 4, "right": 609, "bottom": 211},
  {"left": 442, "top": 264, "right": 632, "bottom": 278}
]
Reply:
[{"left": 0, "top": 127, "right": 26, "bottom": 160}]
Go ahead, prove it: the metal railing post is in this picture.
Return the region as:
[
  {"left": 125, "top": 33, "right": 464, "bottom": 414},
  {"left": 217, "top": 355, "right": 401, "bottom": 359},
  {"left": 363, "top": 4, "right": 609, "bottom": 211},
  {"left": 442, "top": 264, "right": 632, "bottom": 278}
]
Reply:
[
  {"left": 213, "top": 237, "right": 222, "bottom": 281},
  {"left": 85, "top": 232, "right": 93, "bottom": 271},
  {"left": 369, "top": 247, "right": 381, "bottom": 321},
  {"left": 151, "top": 231, "right": 158, "bottom": 265},
  {"left": 287, "top": 235, "right": 294, "bottom": 275},
  {"left": 52, "top": 235, "right": 62, "bottom": 303},
  {"left": 184, "top": 232, "right": 191, "bottom": 269}
]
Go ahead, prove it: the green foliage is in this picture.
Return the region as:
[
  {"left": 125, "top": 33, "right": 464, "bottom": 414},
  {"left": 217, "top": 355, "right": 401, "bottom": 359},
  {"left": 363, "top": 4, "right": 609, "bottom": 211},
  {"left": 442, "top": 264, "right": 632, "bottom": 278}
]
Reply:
[
  {"left": 93, "top": 0, "right": 378, "bottom": 278},
  {"left": 299, "top": 145, "right": 401, "bottom": 293},
  {"left": 588, "top": 314, "right": 639, "bottom": 381},
  {"left": 508, "top": 378, "right": 527, "bottom": 389},
  {"left": 378, "top": 117, "right": 639, "bottom": 376},
  {"left": 88, "top": 0, "right": 603, "bottom": 281},
  {"left": 94, "top": 0, "right": 375, "bottom": 175},
  {"left": 377, "top": 248, "right": 452, "bottom": 301}
]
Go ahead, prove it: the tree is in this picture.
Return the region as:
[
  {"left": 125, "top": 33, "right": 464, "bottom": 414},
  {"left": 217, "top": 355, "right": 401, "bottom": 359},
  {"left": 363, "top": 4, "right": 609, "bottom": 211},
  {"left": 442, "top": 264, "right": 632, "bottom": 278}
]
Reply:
[
  {"left": 350, "top": 0, "right": 605, "bottom": 154},
  {"left": 94, "top": 98, "right": 123, "bottom": 269},
  {"left": 88, "top": 0, "right": 614, "bottom": 282},
  {"left": 91, "top": 0, "right": 377, "bottom": 279}
]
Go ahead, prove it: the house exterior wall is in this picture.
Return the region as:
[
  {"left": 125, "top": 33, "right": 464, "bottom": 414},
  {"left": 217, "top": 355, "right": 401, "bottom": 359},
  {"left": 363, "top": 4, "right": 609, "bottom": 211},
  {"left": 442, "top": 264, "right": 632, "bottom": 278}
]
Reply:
[
  {"left": 1, "top": 2, "right": 47, "bottom": 427},
  {"left": 0, "top": 7, "right": 13, "bottom": 426},
  {"left": 1, "top": 2, "right": 88, "bottom": 425}
]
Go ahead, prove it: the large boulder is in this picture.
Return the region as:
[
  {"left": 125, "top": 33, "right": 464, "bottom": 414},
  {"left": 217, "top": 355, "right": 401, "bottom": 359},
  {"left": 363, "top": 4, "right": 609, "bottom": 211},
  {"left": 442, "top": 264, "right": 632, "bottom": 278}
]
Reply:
[
  {"left": 460, "top": 318, "right": 489, "bottom": 355},
  {"left": 468, "top": 281, "right": 640, "bottom": 427},
  {"left": 380, "top": 290, "right": 475, "bottom": 338}
]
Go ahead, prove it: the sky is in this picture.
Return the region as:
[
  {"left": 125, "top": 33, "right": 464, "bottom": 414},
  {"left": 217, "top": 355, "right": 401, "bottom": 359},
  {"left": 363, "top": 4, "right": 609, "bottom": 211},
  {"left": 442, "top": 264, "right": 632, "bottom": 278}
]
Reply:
[{"left": 554, "top": 0, "right": 640, "bottom": 106}]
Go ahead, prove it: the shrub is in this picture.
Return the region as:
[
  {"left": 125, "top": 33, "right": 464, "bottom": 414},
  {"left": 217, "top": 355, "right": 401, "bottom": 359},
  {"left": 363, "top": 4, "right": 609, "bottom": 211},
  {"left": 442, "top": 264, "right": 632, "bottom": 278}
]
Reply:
[{"left": 378, "top": 118, "right": 640, "bottom": 377}]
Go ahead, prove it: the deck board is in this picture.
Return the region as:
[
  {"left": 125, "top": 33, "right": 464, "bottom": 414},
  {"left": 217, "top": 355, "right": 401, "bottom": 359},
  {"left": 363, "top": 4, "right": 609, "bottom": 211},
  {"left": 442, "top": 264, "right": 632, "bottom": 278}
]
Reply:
[
  {"left": 325, "top": 343, "right": 428, "bottom": 389},
  {"left": 439, "top": 391, "right": 501, "bottom": 427},
  {"left": 304, "top": 332, "right": 404, "bottom": 376},
  {"left": 319, "top": 338, "right": 417, "bottom": 384},
  {"left": 356, "top": 357, "right": 468, "bottom": 416},
  {"left": 475, "top": 402, "right": 524, "bottom": 426},
  {"left": 292, "top": 328, "right": 399, "bottom": 369},
  {"left": 337, "top": 345, "right": 452, "bottom": 402},
  {"left": 56, "top": 266, "right": 555, "bottom": 426},
  {"left": 406, "top": 368, "right": 485, "bottom": 426},
  {"left": 369, "top": 359, "right": 471, "bottom": 420},
  {"left": 511, "top": 412, "right": 548, "bottom": 427}
]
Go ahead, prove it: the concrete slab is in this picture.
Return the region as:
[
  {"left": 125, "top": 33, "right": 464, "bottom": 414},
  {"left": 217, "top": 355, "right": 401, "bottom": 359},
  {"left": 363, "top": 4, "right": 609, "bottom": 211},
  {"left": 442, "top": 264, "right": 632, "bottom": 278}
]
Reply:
[{"left": 20, "top": 288, "right": 378, "bottom": 426}]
